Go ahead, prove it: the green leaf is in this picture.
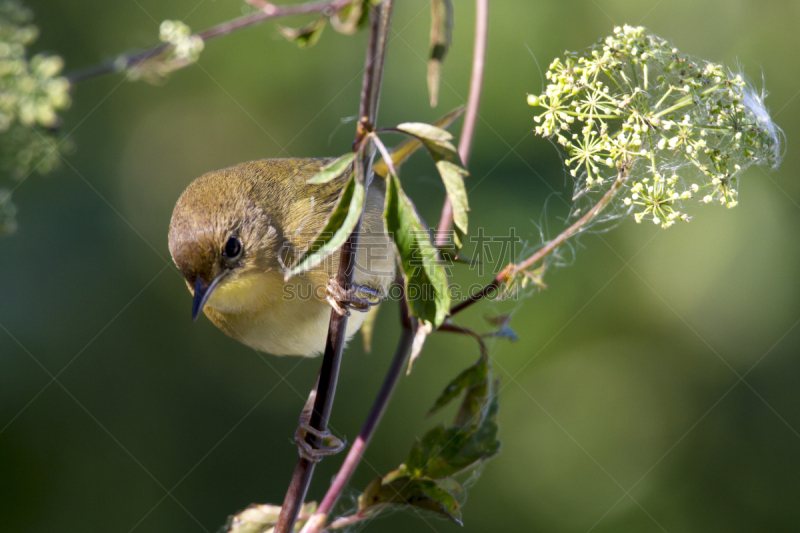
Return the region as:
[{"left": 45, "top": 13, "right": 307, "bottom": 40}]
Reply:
[
  {"left": 465, "top": 377, "right": 501, "bottom": 453},
  {"left": 395, "top": 122, "right": 454, "bottom": 142},
  {"left": 287, "top": 173, "right": 364, "bottom": 279},
  {"left": 436, "top": 159, "right": 469, "bottom": 238},
  {"left": 372, "top": 106, "right": 464, "bottom": 179},
  {"left": 277, "top": 16, "right": 327, "bottom": 49},
  {"left": 427, "top": 0, "right": 454, "bottom": 107},
  {"left": 427, "top": 356, "right": 488, "bottom": 417},
  {"left": 330, "top": 0, "right": 369, "bottom": 35},
  {"left": 404, "top": 377, "right": 500, "bottom": 480},
  {"left": 361, "top": 476, "right": 462, "bottom": 525},
  {"left": 306, "top": 152, "right": 356, "bottom": 184},
  {"left": 384, "top": 174, "right": 450, "bottom": 327},
  {"left": 389, "top": 125, "right": 469, "bottom": 247},
  {"left": 454, "top": 375, "right": 489, "bottom": 428}
]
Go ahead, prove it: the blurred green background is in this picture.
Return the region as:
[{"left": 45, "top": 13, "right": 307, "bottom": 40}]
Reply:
[{"left": 3, "top": 1, "right": 800, "bottom": 531}]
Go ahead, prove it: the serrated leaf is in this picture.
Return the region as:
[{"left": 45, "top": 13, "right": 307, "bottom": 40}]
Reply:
[
  {"left": 405, "top": 376, "right": 500, "bottom": 480},
  {"left": 362, "top": 476, "right": 462, "bottom": 525},
  {"left": 428, "top": 0, "right": 454, "bottom": 107},
  {"left": 307, "top": 152, "right": 356, "bottom": 184},
  {"left": 384, "top": 174, "right": 450, "bottom": 327},
  {"left": 454, "top": 375, "right": 489, "bottom": 428},
  {"left": 287, "top": 174, "right": 364, "bottom": 278},
  {"left": 467, "top": 377, "right": 500, "bottom": 450},
  {"left": 361, "top": 302, "right": 380, "bottom": 354},
  {"left": 277, "top": 16, "right": 327, "bottom": 48},
  {"left": 396, "top": 122, "right": 454, "bottom": 142},
  {"left": 373, "top": 106, "right": 464, "bottom": 179},
  {"left": 427, "top": 356, "right": 488, "bottom": 417}
]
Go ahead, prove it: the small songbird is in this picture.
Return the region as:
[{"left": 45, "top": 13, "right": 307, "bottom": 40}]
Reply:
[
  {"left": 168, "top": 108, "right": 462, "bottom": 357},
  {"left": 168, "top": 111, "right": 461, "bottom": 460},
  {"left": 168, "top": 157, "right": 395, "bottom": 357}
]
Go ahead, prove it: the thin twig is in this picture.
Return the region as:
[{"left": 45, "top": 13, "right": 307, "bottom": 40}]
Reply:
[
  {"left": 66, "top": 0, "right": 356, "bottom": 83},
  {"left": 301, "top": 286, "right": 416, "bottom": 533},
  {"left": 273, "top": 3, "right": 394, "bottom": 533},
  {"left": 435, "top": 0, "right": 489, "bottom": 246},
  {"left": 449, "top": 168, "right": 630, "bottom": 317},
  {"left": 297, "top": 3, "right": 490, "bottom": 531}
]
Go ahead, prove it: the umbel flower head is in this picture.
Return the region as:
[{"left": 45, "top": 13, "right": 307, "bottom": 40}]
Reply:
[{"left": 528, "top": 25, "right": 782, "bottom": 228}]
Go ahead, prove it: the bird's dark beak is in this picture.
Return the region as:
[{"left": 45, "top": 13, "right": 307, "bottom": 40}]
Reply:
[{"left": 192, "top": 272, "right": 226, "bottom": 321}]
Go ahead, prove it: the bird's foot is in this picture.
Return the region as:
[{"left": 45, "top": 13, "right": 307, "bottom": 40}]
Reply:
[
  {"left": 325, "top": 278, "right": 382, "bottom": 317},
  {"left": 294, "top": 390, "right": 345, "bottom": 463}
]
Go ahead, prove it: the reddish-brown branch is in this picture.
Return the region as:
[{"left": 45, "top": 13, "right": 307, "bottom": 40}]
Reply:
[
  {"left": 273, "top": 3, "right": 394, "bottom": 533},
  {"left": 301, "top": 288, "right": 416, "bottom": 533},
  {"left": 298, "top": 3, "right": 490, "bottom": 531},
  {"left": 67, "top": 0, "right": 357, "bottom": 83},
  {"left": 449, "top": 169, "right": 630, "bottom": 317},
  {"left": 435, "top": 0, "right": 489, "bottom": 246}
]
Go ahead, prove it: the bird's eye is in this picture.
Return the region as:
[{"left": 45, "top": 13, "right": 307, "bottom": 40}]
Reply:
[{"left": 223, "top": 235, "right": 242, "bottom": 259}]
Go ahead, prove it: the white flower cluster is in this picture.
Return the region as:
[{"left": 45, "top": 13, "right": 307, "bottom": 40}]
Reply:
[
  {"left": 0, "top": 0, "right": 71, "bottom": 179},
  {"left": 528, "top": 25, "right": 782, "bottom": 229}
]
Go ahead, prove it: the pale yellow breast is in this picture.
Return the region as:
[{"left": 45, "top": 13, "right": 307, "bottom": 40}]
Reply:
[
  {"left": 202, "top": 180, "right": 396, "bottom": 357},
  {"left": 203, "top": 265, "right": 386, "bottom": 357}
]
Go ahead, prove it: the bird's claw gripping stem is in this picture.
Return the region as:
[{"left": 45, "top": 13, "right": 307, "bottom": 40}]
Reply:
[
  {"left": 325, "top": 279, "right": 382, "bottom": 317},
  {"left": 294, "top": 389, "right": 345, "bottom": 463}
]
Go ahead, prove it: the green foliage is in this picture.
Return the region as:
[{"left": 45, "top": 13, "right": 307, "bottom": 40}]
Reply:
[
  {"left": 287, "top": 171, "right": 364, "bottom": 278},
  {"left": 435, "top": 159, "right": 469, "bottom": 245},
  {"left": 277, "top": 0, "right": 378, "bottom": 47},
  {"left": 360, "top": 475, "right": 463, "bottom": 524},
  {"left": 394, "top": 121, "right": 469, "bottom": 248},
  {"left": 329, "top": 0, "right": 373, "bottom": 35},
  {"left": 305, "top": 152, "right": 355, "bottom": 184},
  {"left": 427, "top": 354, "right": 488, "bottom": 417},
  {"left": 277, "top": 16, "right": 328, "bottom": 49},
  {"left": 354, "top": 355, "right": 500, "bottom": 525},
  {"left": 384, "top": 172, "right": 450, "bottom": 327},
  {"left": 372, "top": 106, "right": 464, "bottom": 178},
  {"left": 284, "top": 109, "right": 466, "bottom": 333},
  {"left": 395, "top": 121, "right": 454, "bottom": 142},
  {"left": 528, "top": 24, "right": 782, "bottom": 228}
]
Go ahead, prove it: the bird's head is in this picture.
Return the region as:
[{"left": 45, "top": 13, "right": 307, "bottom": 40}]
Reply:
[{"left": 168, "top": 166, "right": 284, "bottom": 320}]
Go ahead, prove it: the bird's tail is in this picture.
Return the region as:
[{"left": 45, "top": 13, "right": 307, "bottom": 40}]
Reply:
[{"left": 372, "top": 105, "right": 465, "bottom": 179}]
